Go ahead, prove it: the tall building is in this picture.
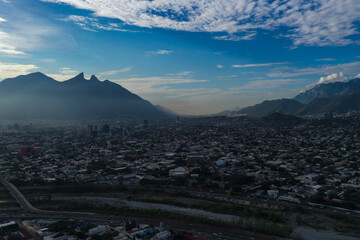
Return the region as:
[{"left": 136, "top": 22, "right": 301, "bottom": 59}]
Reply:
[
  {"left": 102, "top": 124, "right": 110, "bottom": 133},
  {"left": 87, "top": 125, "right": 98, "bottom": 137}
]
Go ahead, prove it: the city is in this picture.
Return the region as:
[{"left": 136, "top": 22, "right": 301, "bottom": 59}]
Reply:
[
  {"left": 1, "top": 114, "right": 360, "bottom": 239},
  {"left": 1, "top": 0, "right": 360, "bottom": 239}
]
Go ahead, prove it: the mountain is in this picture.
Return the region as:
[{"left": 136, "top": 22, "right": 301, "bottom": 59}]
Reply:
[
  {"left": 238, "top": 99, "right": 303, "bottom": 118},
  {"left": 236, "top": 94, "right": 360, "bottom": 118},
  {"left": 0, "top": 72, "right": 170, "bottom": 120},
  {"left": 294, "top": 77, "right": 360, "bottom": 104},
  {"left": 296, "top": 94, "right": 360, "bottom": 115}
]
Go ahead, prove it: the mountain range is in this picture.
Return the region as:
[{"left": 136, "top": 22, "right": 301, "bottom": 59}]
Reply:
[
  {"left": 227, "top": 77, "right": 360, "bottom": 118},
  {"left": 0, "top": 72, "right": 169, "bottom": 120},
  {"left": 294, "top": 77, "right": 360, "bottom": 104}
]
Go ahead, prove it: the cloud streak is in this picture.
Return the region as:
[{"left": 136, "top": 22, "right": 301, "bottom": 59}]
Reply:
[
  {"left": 97, "top": 67, "right": 133, "bottom": 77},
  {"left": 0, "top": 61, "right": 38, "bottom": 80},
  {"left": 42, "top": 0, "right": 360, "bottom": 46},
  {"left": 146, "top": 50, "right": 173, "bottom": 55},
  {"left": 62, "top": 15, "right": 136, "bottom": 32},
  {"left": 233, "top": 62, "right": 288, "bottom": 68},
  {"left": 268, "top": 61, "right": 360, "bottom": 78}
]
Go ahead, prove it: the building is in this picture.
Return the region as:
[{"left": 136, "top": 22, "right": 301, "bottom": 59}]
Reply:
[
  {"left": 102, "top": 124, "right": 110, "bottom": 133},
  {"left": 87, "top": 125, "right": 98, "bottom": 137},
  {"left": 19, "top": 147, "right": 35, "bottom": 157}
]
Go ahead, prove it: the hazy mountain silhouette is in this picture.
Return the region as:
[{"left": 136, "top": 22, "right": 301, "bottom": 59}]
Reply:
[
  {"left": 0, "top": 72, "right": 169, "bottom": 120},
  {"left": 235, "top": 94, "right": 360, "bottom": 118},
  {"left": 238, "top": 99, "right": 303, "bottom": 118},
  {"left": 294, "top": 77, "right": 360, "bottom": 104},
  {"left": 218, "top": 76, "right": 360, "bottom": 118}
]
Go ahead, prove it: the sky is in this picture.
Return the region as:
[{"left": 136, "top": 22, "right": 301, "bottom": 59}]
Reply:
[{"left": 0, "top": 0, "right": 360, "bottom": 115}]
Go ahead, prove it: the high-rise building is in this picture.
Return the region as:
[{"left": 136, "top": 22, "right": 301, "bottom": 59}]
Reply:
[
  {"left": 102, "top": 124, "right": 110, "bottom": 133},
  {"left": 87, "top": 125, "right": 98, "bottom": 137}
]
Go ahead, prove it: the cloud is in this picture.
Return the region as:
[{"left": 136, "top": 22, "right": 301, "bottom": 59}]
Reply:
[
  {"left": 114, "top": 75, "right": 207, "bottom": 94},
  {"left": 232, "top": 62, "right": 288, "bottom": 68},
  {"left": 97, "top": 67, "right": 133, "bottom": 77},
  {"left": 146, "top": 50, "right": 173, "bottom": 55},
  {"left": 230, "top": 79, "right": 298, "bottom": 91},
  {"left": 42, "top": 0, "right": 360, "bottom": 46},
  {"left": 216, "top": 65, "right": 223, "bottom": 69},
  {"left": 302, "top": 72, "right": 360, "bottom": 89},
  {"left": 217, "top": 75, "right": 237, "bottom": 79},
  {"left": 315, "top": 58, "right": 336, "bottom": 61},
  {"left": 317, "top": 72, "right": 349, "bottom": 85},
  {"left": 62, "top": 15, "right": 135, "bottom": 32},
  {"left": 214, "top": 32, "right": 256, "bottom": 41},
  {"left": 0, "top": 17, "right": 26, "bottom": 56},
  {"left": 0, "top": 5, "right": 76, "bottom": 56},
  {"left": 268, "top": 61, "right": 360, "bottom": 78},
  {"left": 0, "top": 61, "right": 38, "bottom": 80},
  {"left": 40, "top": 59, "right": 56, "bottom": 63},
  {"left": 47, "top": 67, "right": 80, "bottom": 81}
]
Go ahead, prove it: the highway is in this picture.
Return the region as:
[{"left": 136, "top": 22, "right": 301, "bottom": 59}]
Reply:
[{"left": 0, "top": 176, "right": 95, "bottom": 217}]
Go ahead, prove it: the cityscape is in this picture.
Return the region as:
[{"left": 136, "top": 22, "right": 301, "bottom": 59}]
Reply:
[
  {"left": 1, "top": 0, "right": 360, "bottom": 239},
  {"left": 1, "top": 113, "right": 360, "bottom": 239}
]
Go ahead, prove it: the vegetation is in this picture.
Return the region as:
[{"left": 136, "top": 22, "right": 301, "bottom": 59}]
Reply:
[{"left": 36, "top": 200, "right": 293, "bottom": 237}]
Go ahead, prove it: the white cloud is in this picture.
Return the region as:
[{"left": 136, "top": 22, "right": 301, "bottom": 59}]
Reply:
[
  {"left": 0, "top": 61, "right": 38, "bottom": 80},
  {"left": 232, "top": 62, "right": 288, "bottom": 68},
  {"left": 268, "top": 61, "right": 360, "bottom": 78},
  {"left": 317, "top": 72, "right": 348, "bottom": 84},
  {"left": 63, "top": 15, "right": 135, "bottom": 32},
  {"left": 217, "top": 75, "right": 237, "bottom": 79},
  {"left": 0, "top": 17, "right": 26, "bottom": 56},
  {"left": 47, "top": 67, "right": 80, "bottom": 81},
  {"left": 146, "top": 50, "right": 173, "bottom": 55},
  {"left": 216, "top": 65, "right": 223, "bottom": 69},
  {"left": 42, "top": 0, "right": 360, "bottom": 46},
  {"left": 302, "top": 71, "right": 360, "bottom": 90},
  {"left": 0, "top": 6, "right": 76, "bottom": 56},
  {"left": 230, "top": 79, "right": 298, "bottom": 91},
  {"left": 315, "top": 58, "right": 335, "bottom": 61},
  {"left": 97, "top": 67, "right": 133, "bottom": 77},
  {"left": 214, "top": 33, "right": 256, "bottom": 41},
  {"left": 40, "top": 59, "right": 56, "bottom": 63},
  {"left": 114, "top": 75, "right": 207, "bottom": 94}
]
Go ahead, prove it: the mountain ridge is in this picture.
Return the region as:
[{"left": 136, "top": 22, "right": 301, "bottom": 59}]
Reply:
[
  {"left": 293, "top": 77, "right": 360, "bottom": 104},
  {"left": 217, "top": 76, "right": 360, "bottom": 118},
  {"left": 0, "top": 72, "right": 170, "bottom": 120}
]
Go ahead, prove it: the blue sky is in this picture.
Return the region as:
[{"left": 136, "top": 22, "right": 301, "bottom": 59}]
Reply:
[{"left": 0, "top": 0, "right": 360, "bottom": 115}]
